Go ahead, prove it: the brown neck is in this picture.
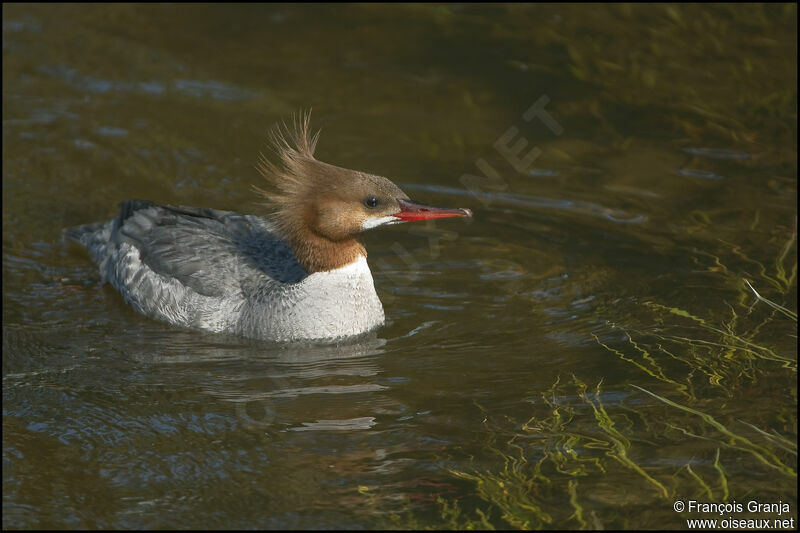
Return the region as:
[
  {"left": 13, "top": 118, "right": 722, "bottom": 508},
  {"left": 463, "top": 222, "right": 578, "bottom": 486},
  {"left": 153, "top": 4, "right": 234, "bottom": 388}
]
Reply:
[{"left": 288, "top": 228, "right": 366, "bottom": 273}]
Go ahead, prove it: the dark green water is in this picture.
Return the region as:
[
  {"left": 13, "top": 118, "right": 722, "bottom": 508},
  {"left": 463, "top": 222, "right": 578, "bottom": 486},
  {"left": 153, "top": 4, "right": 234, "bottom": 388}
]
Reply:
[{"left": 3, "top": 4, "right": 796, "bottom": 529}]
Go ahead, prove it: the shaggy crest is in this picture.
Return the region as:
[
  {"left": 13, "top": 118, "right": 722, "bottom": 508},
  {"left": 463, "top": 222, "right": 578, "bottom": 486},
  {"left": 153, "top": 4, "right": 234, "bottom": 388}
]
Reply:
[
  {"left": 252, "top": 112, "right": 470, "bottom": 274},
  {"left": 253, "top": 111, "right": 380, "bottom": 272},
  {"left": 253, "top": 111, "right": 325, "bottom": 238}
]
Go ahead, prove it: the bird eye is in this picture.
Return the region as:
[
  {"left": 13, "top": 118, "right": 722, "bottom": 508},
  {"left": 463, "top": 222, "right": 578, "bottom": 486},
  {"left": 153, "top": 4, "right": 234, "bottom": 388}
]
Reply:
[{"left": 363, "top": 196, "right": 379, "bottom": 209}]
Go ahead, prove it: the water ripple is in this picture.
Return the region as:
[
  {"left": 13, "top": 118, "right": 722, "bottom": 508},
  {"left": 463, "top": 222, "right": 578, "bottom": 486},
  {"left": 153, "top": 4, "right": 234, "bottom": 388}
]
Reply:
[
  {"left": 403, "top": 184, "right": 647, "bottom": 224},
  {"left": 290, "top": 417, "right": 377, "bottom": 431},
  {"left": 527, "top": 167, "right": 560, "bottom": 177},
  {"left": 677, "top": 167, "right": 723, "bottom": 180},
  {"left": 683, "top": 147, "right": 750, "bottom": 160},
  {"left": 37, "top": 64, "right": 257, "bottom": 102}
]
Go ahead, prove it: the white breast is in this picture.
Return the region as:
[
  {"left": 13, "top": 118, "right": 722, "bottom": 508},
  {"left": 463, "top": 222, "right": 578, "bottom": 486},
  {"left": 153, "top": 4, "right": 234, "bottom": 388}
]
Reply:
[{"left": 240, "top": 255, "right": 385, "bottom": 341}]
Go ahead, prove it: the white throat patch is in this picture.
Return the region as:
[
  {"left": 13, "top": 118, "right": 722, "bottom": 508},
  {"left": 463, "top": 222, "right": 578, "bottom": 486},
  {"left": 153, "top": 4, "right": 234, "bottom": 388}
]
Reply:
[{"left": 361, "top": 215, "right": 400, "bottom": 230}]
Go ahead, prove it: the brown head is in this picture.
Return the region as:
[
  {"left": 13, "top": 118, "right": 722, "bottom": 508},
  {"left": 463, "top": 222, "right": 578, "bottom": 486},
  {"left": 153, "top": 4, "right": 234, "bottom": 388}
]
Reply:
[{"left": 255, "top": 113, "right": 472, "bottom": 273}]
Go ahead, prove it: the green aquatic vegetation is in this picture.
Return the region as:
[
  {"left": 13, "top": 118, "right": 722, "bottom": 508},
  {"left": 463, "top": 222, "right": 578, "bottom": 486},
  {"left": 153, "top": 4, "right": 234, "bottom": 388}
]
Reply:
[
  {"left": 387, "top": 496, "right": 495, "bottom": 531},
  {"left": 711, "top": 448, "right": 730, "bottom": 501},
  {"left": 376, "top": 212, "right": 796, "bottom": 529},
  {"left": 744, "top": 279, "right": 797, "bottom": 322},
  {"left": 435, "top": 497, "right": 495, "bottom": 530},
  {"left": 591, "top": 329, "right": 692, "bottom": 397},
  {"left": 632, "top": 385, "right": 796, "bottom": 478},
  {"left": 596, "top": 215, "right": 797, "bottom": 397},
  {"left": 576, "top": 380, "right": 670, "bottom": 499},
  {"left": 646, "top": 300, "right": 793, "bottom": 370},
  {"left": 381, "top": 376, "right": 794, "bottom": 529},
  {"left": 736, "top": 419, "right": 797, "bottom": 456}
]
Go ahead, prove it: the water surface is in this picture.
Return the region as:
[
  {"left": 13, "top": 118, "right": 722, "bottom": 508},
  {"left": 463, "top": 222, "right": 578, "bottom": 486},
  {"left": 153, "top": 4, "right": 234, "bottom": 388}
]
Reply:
[{"left": 3, "top": 4, "right": 796, "bottom": 529}]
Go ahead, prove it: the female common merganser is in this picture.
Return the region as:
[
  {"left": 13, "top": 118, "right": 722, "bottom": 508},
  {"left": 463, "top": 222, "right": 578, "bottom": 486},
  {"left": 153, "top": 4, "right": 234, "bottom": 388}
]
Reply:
[{"left": 66, "top": 114, "right": 472, "bottom": 342}]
